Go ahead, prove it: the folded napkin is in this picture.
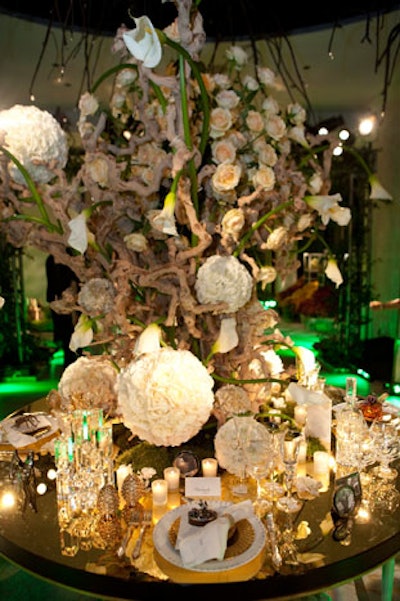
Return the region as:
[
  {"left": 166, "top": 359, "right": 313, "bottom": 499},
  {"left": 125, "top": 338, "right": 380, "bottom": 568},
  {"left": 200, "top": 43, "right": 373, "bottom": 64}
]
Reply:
[
  {"left": 1, "top": 414, "right": 56, "bottom": 448},
  {"left": 175, "top": 499, "right": 254, "bottom": 568},
  {"left": 287, "top": 382, "right": 332, "bottom": 451}
]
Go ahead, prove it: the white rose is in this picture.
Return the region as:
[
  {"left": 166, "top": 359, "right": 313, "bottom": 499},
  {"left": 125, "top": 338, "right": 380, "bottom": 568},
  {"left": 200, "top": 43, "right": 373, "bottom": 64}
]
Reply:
[
  {"left": 215, "top": 90, "right": 240, "bottom": 109},
  {"left": 124, "top": 232, "right": 149, "bottom": 252},
  {"left": 211, "top": 163, "right": 241, "bottom": 194},
  {"left": 221, "top": 208, "right": 245, "bottom": 238},
  {"left": 265, "top": 226, "right": 289, "bottom": 250},
  {"left": 209, "top": 107, "right": 233, "bottom": 138},
  {"left": 78, "top": 92, "right": 99, "bottom": 117},
  {"left": 265, "top": 114, "right": 287, "bottom": 140},
  {"left": 252, "top": 164, "right": 276, "bottom": 191}
]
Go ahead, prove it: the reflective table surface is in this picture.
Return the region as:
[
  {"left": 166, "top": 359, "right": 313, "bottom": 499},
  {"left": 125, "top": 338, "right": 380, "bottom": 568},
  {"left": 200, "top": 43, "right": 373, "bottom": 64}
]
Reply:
[{"left": 0, "top": 398, "right": 399, "bottom": 601}]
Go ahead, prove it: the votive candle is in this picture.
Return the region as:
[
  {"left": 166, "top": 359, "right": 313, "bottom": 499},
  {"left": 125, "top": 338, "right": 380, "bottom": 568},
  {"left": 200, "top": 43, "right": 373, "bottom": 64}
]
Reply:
[
  {"left": 163, "top": 466, "right": 180, "bottom": 491},
  {"left": 151, "top": 479, "right": 168, "bottom": 505},
  {"left": 202, "top": 458, "right": 218, "bottom": 477},
  {"left": 313, "top": 451, "right": 330, "bottom": 474}
]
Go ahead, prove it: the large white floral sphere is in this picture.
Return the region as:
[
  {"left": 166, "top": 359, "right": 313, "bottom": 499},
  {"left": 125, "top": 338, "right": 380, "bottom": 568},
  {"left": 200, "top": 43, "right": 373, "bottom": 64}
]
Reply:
[
  {"left": 214, "top": 415, "right": 271, "bottom": 476},
  {"left": 58, "top": 356, "right": 119, "bottom": 414},
  {"left": 117, "top": 347, "right": 215, "bottom": 447},
  {"left": 0, "top": 104, "right": 68, "bottom": 184},
  {"left": 195, "top": 254, "right": 253, "bottom": 313}
]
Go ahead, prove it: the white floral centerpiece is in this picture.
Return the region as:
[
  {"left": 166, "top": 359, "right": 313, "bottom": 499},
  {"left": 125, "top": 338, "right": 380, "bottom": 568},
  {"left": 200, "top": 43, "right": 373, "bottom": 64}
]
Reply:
[{"left": 0, "top": 1, "right": 389, "bottom": 451}]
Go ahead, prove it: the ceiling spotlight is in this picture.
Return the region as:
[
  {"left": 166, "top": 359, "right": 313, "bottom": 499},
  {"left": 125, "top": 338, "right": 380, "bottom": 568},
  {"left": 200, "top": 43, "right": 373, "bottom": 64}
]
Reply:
[
  {"left": 338, "top": 129, "right": 350, "bottom": 141},
  {"left": 333, "top": 145, "right": 343, "bottom": 156},
  {"left": 358, "top": 115, "right": 376, "bottom": 136},
  {"left": 318, "top": 126, "right": 329, "bottom": 136}
]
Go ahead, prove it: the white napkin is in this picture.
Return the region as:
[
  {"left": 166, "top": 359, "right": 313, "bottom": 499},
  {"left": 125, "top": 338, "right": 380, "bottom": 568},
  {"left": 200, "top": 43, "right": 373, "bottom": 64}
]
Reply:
[
  {"left": 175, "top": 500, "right": 254, "bottom": 568},
  {"left": 1, "top": 414, "right": 56, "bottom": 448},
  {"left": 287, "top": 382, "right": 332, "bottom": 451}
]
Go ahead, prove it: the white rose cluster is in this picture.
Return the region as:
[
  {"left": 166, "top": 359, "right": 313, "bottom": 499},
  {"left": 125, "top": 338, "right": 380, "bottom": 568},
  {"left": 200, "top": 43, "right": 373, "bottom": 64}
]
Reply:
[
  {"left": 117, "top": 347, "right": 215, "bottom": 447},
  {"left": 0, "top": 104, "right": 68, "bottom": 184},
  {"left": 195, "top": 254, "right": 252, "bottom": 313}
]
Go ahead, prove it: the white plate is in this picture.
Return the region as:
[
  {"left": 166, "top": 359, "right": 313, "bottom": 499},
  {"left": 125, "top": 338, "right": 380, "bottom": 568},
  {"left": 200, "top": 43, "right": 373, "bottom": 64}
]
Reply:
[{"left": 153, "top": 500, "right": 266, "bottom": 573}]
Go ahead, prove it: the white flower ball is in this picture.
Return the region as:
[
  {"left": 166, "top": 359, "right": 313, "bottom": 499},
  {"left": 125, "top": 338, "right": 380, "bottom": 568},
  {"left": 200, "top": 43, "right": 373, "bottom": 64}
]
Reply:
[
  {"left": 58, "top": 356, "right": 118, "bottom": 413},
  {"left": 214, "top": 416, "right": 270, "bottom": 476},
  {"left": 117, "top": 347, "right": 215, "bottom": 447},
  {"left": 195, "top": 254, "right": 253, "bottom": 313},
  {"left": 0, "top": 104, "right": 68, "bottom": 184}
]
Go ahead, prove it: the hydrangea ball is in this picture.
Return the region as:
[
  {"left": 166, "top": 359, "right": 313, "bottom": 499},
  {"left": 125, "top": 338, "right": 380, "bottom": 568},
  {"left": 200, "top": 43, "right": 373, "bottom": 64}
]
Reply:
[
  {"left": 0, "top": 104, "right": 68, "bottom": 184},
  {"left": 117, "top": 347, "right": 215, "bottom": 446}
]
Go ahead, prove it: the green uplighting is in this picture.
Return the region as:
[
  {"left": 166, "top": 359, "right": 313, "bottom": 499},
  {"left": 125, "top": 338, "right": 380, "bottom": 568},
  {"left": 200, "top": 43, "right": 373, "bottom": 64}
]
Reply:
[
  {"left": 260, "top": 299, "right": 278, "bottom": 310},
  {"left": 356, "top": 368, "right": 370, "bottom": 380},
  {"left": 322, "top": 373, "right": 370, "bottom": 396},
  {"left": 386, "top": 396, "right": 400, "bottom": 409},
  {"left": 0, "top": 380, "right": 58, "bottom": 396}
]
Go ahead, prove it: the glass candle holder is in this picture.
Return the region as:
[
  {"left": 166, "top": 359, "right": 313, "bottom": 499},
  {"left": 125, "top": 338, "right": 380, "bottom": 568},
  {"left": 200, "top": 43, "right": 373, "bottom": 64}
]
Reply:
[
  {"left": 151, "top": 479, "right": 168, "bottom": 505},
  {"left": 163, "top": 466, "right": 180, "bottom": 491},
  {"left": 201, "top": 458, "right": 218, "bottom": 477}
]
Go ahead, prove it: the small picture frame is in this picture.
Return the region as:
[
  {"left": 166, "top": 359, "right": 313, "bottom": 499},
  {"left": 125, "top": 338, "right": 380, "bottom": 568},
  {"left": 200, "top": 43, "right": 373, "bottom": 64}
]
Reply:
[
  {"left": 333, "top": 471, "right": 362, "bottom": 517},
  {"left": 331, "top": 471, "right": 362, "bottom": 542}
]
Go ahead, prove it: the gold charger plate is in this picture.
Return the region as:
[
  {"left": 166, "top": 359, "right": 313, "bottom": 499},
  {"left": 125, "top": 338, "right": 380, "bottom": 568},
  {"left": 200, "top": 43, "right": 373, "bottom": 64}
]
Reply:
[{"left": 153, "top": 501, "right": 266, "bottom": 583}]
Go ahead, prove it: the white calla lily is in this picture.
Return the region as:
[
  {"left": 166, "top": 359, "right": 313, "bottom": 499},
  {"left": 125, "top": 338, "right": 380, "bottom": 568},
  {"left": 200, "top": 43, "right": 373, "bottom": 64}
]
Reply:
[
  {"left": 68, "top": 213, "right": 88, "bottom": 254},
  {"left": 305, "top": 193, "right": 351, "bottom": 226},
  {"left": 152, "top": 191, "right": 178, "bottom": 236},
  {"left": 293, "top": 345, "right": 316, "bottom": 373},
  {"left": 325, "top": 257, "right": 343, "bottom": 288},
  {"left": 122, "top": 16, "right": 162, "bottom": 69},
  {"left": 135, "top": 323, "right": 162, "bottom": 354},
  {"left": 211, "top": 317, "right": 239, "bottom": 354},
  {"left": 69, "top": 314, "right": 93, "bottom": 352},
  {"left": 369, "top": 174, "right": 393, "bottom": 200}
]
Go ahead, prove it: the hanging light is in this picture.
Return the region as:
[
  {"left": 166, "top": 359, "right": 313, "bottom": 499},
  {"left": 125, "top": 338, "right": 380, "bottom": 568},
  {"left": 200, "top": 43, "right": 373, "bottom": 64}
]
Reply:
[
  {"left": 338, "top": 128, "right": 350, "bottom": 141},
  {"left": 333, "top": 144, "right": 343, "bottom": 156},
  {"left": 358, "top": 115, "right": 376, "bottom": 136}
]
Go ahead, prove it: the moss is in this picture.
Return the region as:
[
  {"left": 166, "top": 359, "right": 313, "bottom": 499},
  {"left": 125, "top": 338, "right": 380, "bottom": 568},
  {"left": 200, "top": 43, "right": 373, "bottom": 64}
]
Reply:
[{"left": 114, "top": 421, "right": 217, "bottom": 479}]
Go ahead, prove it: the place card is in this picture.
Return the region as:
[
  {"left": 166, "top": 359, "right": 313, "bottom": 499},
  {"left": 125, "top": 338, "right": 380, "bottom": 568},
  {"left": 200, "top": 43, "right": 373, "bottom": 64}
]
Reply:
[{"left": 185, "top": 476, "right": 221, "bottom": 499}]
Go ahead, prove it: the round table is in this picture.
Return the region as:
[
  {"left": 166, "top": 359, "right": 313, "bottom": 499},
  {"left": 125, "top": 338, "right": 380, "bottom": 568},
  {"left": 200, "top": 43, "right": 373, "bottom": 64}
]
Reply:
[{"left": 0, "top": 398, "right": 399, "bottom": 601}]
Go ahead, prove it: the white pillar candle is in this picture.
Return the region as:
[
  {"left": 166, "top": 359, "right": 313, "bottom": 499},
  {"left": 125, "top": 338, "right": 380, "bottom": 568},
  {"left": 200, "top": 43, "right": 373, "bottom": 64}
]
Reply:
[
  {"left": 294, "top": 405, "right": 307, "bottom": 426},
  {"left": 201, "top": 458, "right": 218, "bottom": 477},
  {"left": 151, "top": 479, "right": 168, "bottom": 505},
  {"left": 116, "top": 464, "right": 132, "bottom": 491},
  {"left": 163, "top": 466, "right": 180, "bottom": 491},
  {"left": 313, "top": 451, "right": 330, "bottom": 474}
]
